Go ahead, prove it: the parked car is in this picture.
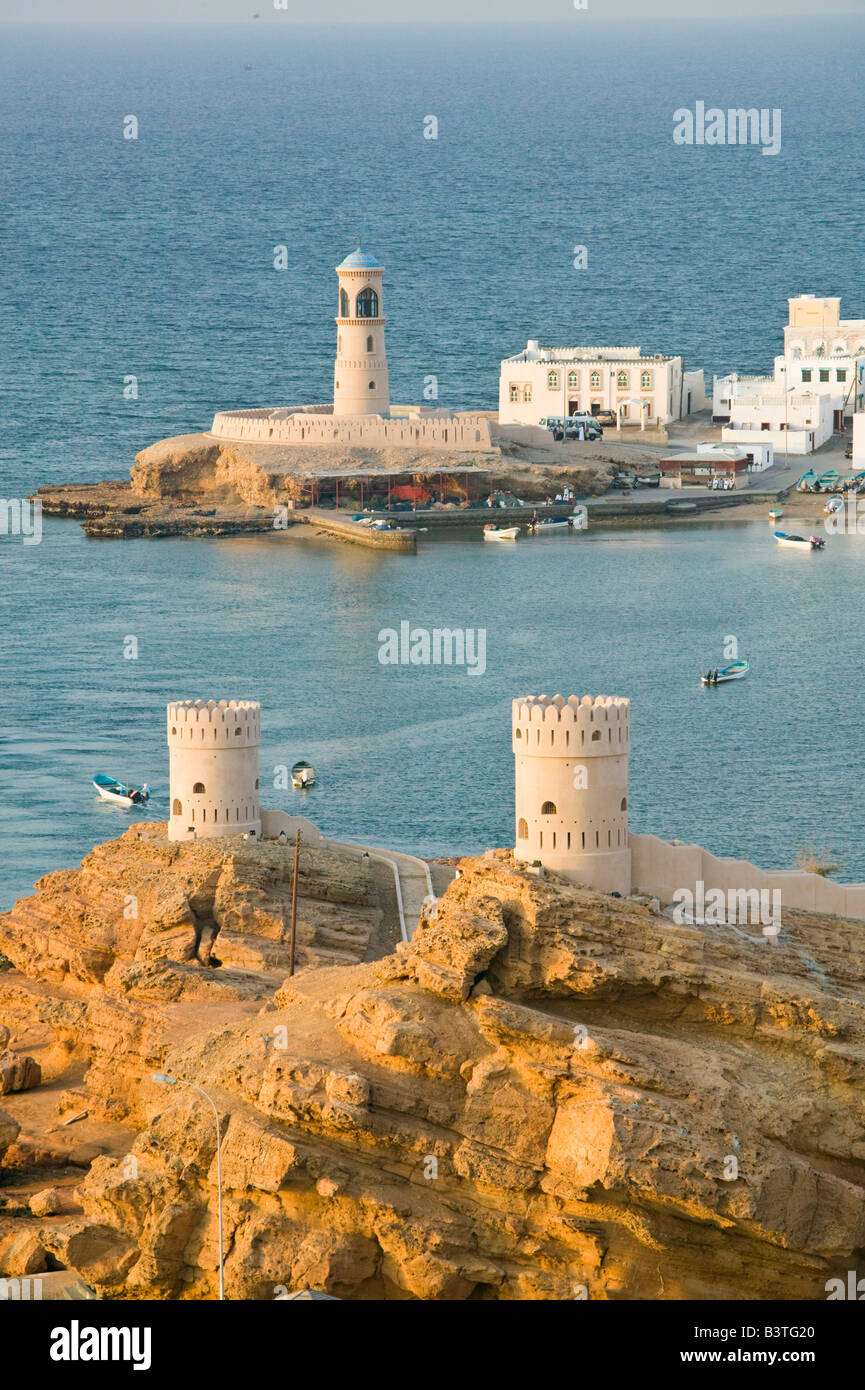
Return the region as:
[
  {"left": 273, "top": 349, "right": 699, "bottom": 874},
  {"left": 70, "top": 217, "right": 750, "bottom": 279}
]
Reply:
[
  {"left": 610, "top": 472, "right": 635, "bottom": 490},
  {"left": 595, "top": 410, "right": 617, "bottom": 427}
]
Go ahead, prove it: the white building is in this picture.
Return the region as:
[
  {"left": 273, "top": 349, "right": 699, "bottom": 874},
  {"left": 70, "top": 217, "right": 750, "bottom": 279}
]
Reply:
[
  {"left": 714, "top": 377, "right": 834, "bottom": 455},
  {"left": 776, "top": 295, "right": 865, "bottom": 428},
  {"left": 713, "top": 295, "right": 865, "bottom": 454},
  {"left": 499, "top": 341, "right": 705, "bottom": 428}
]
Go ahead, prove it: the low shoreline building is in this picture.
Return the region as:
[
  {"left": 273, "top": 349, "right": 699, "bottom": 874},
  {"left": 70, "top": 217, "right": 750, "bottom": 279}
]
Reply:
[
  {"left": 713, "top": 376, "right": 834, "bottom": 455},
  {"left": 498, "top": 340, "right": 706, "bottom": 428}
]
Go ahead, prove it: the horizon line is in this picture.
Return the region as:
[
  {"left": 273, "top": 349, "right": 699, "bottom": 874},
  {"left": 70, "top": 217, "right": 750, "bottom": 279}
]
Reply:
[{"left": 1, "top": 12, "right": 862, "bottom": 23}]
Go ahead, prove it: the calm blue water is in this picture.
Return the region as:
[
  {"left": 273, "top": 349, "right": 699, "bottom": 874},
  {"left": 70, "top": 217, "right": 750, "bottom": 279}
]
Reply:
[
  {"left": 2, "top": 20, "right": 865, "bottom": 908},
  {"left": 0, "top": 517, "right": 864, "bottom": 909}
]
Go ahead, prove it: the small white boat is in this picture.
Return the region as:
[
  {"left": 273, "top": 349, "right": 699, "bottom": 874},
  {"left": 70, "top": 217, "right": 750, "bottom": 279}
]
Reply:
[
  {"left": 774, "top": 531, "right": 825, "bottom": 551},
  {"left": 93, "top": 774, "right": 150, "bottom": 808},
  {"left": 701, "top": 660, "right": 749, "bottom": 686},
  {"left": 768, "top": 508, "right": 783, "bottom": 520},
  {"left": 483, "top": 524, "right": 519, "bottom": 541},
  {"left": 291, "top": 760, "right": 315, "bottom": 789},
  {"left": 528, "top": 517, "right": 573, "bottom": 534},
  {"left": 824, "top": 496, "right": 843, "bottom": 515}
]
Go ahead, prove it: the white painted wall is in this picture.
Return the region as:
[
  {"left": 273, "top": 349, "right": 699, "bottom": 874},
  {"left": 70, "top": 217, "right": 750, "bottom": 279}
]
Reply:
[{"left": 499, "top": 343, "right": 685, "bottom": 427}]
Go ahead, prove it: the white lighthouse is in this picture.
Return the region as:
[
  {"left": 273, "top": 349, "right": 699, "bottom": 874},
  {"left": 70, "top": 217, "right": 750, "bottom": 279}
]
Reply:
[
  {"left": 333, "top": 246, "right": 390, "bottom": 417},
  {"left": 167, "top": 699, "right": 261, "bottom": 842},
  {"left": 513, "top": 694, "right": 632, "bottom": 896}
]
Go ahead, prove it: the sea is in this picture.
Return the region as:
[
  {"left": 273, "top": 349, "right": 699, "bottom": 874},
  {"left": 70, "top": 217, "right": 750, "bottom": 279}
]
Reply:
[{"left": 1, "top": 17, "right": 864, "bottom": 909}]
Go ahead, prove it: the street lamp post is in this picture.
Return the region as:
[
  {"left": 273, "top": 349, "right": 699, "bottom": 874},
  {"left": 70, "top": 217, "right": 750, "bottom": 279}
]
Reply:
[{"left": 152, "top": 1073, "right": 225, "bottom": 1301}]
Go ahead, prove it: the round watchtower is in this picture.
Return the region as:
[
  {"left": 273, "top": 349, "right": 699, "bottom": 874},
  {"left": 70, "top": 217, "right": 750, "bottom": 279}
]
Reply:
[
  {"left": 513, "top": 694, "right": 631, "bottom": 895},
  {"left": 333, "top": 246, "right": 390, "bottom": 418},
  {"left": 167, "top": 700, "right": 261, "bottom": 843}
]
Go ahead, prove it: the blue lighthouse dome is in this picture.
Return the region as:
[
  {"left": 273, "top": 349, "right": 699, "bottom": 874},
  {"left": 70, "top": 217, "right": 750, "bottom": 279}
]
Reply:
[{"left": 337, "top": 246, "right": 383, "bottom": 271}]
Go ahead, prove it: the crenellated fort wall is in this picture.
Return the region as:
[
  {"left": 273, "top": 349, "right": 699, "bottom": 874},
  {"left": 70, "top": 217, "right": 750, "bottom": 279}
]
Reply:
[{"left": 209, "top": 408, "right": 496, "bottom": 452}]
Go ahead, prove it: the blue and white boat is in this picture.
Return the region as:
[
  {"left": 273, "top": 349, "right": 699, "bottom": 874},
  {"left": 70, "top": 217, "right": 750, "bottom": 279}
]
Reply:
[
  {"left": 701, "top": 660, "right": 750, "bottom": 686},
  {"left": 774, "top": 531, "right": 825, "bottom": 551},
  {"left": 93, "top": 774, "right": 150, "bottom": 808}
]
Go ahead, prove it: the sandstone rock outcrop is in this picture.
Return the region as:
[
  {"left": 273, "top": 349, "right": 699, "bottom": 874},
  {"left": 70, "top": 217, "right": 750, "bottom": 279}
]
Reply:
[
  {"left": 0, "top": 823, "right": 380, "bottom": 993},
  {"left": 3, "top": 839, "right": 865, "bottom": 1299},
  {"left": 40, "top": 851, "right": 865, "bottom": 1300}
]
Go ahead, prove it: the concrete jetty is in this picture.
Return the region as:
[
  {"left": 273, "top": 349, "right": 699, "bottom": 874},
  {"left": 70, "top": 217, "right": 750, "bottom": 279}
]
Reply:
[{"left": 304, "top": 509, "right": 416, "bottom": 552}]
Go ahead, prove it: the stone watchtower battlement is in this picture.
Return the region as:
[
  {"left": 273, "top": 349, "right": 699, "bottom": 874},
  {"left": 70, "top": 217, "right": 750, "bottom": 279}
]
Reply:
[
  {"left": 513, "top": 694, "right": 631, "bottom": 895},
  {"left": 167, "top": 699, "right": 261, "bottom": 842}
]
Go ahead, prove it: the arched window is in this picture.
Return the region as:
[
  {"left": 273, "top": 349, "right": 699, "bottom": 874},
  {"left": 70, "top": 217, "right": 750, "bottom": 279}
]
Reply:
[
  {"left": 640, "top": 371, "right": 652, "bottom": 390},
  {"left": 567, "top": 371, "right": 578, "bottom": 388},
  {"left": 590, "top": 371, "right": 600, "bottom": 389},
  {"left": 213, "top": 808, "right": 218, "bottom": 822},
  {"left": 814, "top": 342, "right": 826, "bottom": 358},
  {"left": 591, "top": 729, "right": 602, "bottom": 740},
  {"left": 368, "top": 380, "right": 376, "bottom": 390},
  {"left": 172, "top": 798, "right": 182, "bottom": 816},
  {"left": 193, "top": 783, "right": 205, "bottom": 794},
  {"left": 255, "top": 778, "right": 259, "bottom": 789},
  {"left": 515, "top": 727, "right": 522, "bottom": 739},
  {"left": 340, "top": 288, "right": 350, "bottom": 317},
  {"left": 517, "top": 818, "right": 528, "bottom": 839},
  {"left": 621, "top": 797, "right": 627, "bottom": 810},
  {"left": 617, "top": 370, "right": 628, "bottom": 389},
  {"left": 234, "top": 727, "right": 242, "bottom": 737},
  {"left": 547, "top": 371, "right": 559, "bottom": 390},
  {"left": 509, "top": 384, "right": 519, "bottom": 402},
  {"left": 171, "top": 726, "right": 177, "bottom": 735},
  {"left": 356, "top": 288, "right": 379, "bottom": 318},
  {"left": 541, "top": 801, "right": 557, "bottom": 815},
  {"left": 366, "top": 335, "right": 374, "bottom": 352}
]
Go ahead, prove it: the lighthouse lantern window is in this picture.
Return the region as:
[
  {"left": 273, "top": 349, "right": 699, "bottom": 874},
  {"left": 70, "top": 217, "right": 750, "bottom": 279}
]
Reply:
[{"left": 356, "top": 287, "right": 379, "bottom": 318}]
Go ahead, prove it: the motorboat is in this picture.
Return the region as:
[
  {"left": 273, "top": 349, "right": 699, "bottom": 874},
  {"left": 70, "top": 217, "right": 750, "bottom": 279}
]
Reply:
[
  {"left": 483, "top": 524, "right": 519, "bottom": 541},
  {"left": 774, "top": 531, "right": 825, "bottom": 550},
  {"left": 824, "top": 496, "right": 843, "bottom": 515},
  {"left": 768, "top": 508, "right": 783, "bottom": 520},
  {"left": 816, "top": 470, "right": 841, "bottom": 492},
  {"left": 291, "top": 760, "right": 315, "bottom": 789},
  {"left": 701, "top": 660, "right": 749, "bottom": 686},
  {"left": 797, "top": 470, "right": 818, "bottom": 492},
  {"left": 528, "top": 516, "right": 574, "bottom": 534},
  {"left": 93, "top": 774, "right": 150, "bottom": 808}
]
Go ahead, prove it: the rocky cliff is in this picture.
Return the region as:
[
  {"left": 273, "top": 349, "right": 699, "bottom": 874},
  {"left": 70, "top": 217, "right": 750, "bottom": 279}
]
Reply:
[{"left": 3, "top": 842, "right": 864, "bottom": 1300}]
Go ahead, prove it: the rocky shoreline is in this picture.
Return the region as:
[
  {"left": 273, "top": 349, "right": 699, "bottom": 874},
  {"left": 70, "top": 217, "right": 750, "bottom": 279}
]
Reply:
[{"left": 2, "top": 826, "right": 865, "bottom": 1299}]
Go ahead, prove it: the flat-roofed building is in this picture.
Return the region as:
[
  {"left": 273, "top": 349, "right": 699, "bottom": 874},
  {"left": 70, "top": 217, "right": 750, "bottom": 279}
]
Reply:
[{"left": 499, "top": 340, "right": 705, "bottom": 427}]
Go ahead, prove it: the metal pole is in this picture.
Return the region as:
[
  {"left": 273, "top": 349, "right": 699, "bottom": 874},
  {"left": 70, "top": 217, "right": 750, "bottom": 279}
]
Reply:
[{"left": 289, "top": 828, "right": 301, "bottom": 977}]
